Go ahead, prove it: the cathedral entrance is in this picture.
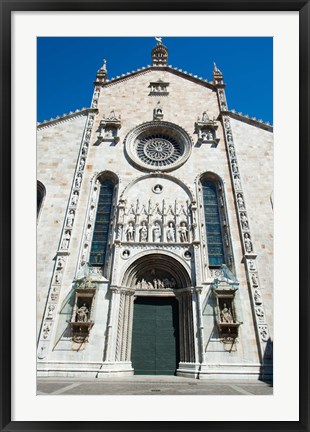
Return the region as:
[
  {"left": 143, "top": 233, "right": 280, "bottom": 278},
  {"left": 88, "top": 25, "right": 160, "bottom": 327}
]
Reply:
[{"left": 131, "top": 297, "right": 180, "bottom": 375}]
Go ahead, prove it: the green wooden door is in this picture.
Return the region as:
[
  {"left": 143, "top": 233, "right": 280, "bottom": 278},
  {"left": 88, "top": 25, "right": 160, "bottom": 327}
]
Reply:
[{"left": 131, "top": 297, "right": 179, "bottom": 375}]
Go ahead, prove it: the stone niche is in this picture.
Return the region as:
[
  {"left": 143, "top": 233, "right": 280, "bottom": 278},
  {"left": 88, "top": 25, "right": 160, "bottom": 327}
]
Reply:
[
  {"left": 70, "top": 278, "right": 96, "bottom": 343},
  {"left": 212, "top": 279, "right": 240, "bottom": 340}
]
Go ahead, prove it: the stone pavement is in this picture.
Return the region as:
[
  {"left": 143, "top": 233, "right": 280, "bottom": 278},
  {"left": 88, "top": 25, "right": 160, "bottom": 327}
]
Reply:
[{"left": 37, "top": 376, "right": 273, "bottom": 395}]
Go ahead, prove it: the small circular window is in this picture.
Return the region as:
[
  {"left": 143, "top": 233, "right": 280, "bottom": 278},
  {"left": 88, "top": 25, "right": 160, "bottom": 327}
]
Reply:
[{"left": 125, "top": 121, "right": 192, "bottom": 172}]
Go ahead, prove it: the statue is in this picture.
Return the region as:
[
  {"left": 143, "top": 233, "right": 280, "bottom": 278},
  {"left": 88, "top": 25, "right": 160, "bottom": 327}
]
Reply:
[
  {"left": 220, "top": 303, "right": 233, "bottom": 323},
  {"left": 55, "top": 271, "right": 62, "bottom": 284},
  {"left": 240, "top": 213, "right": 248, "bottom": 229},
  {"left": 153, "top": 222, "right": 161, "bottom": 242},
  {"left": 237, "top": 194, "right": 245, "bottom": 209},
  {"left": 76, "top": 303, "right": 89, "bottom": 322},
  {"left": 66, "top": 210, "right": 75, "bottom": 227},
  {"left": 232, "top": 161, "right": 238, "bottom": 174},
  {"left": 234, "top": 176, "right": 241, "bottom": 190},
  {"left": 251, "top": 273, "right": 259, "bottom": 286},
  {"left": 75, "top": 175, "right": 82, "bottom": 188},
  {"left": 179, "top": 222, "right": 188, "bottom": 242},
  {"left": 206, "top": 130, "right": 213, "bottom": 141},
  {"left": 166, "top": 222, "right": 175, "bottom": 242},
  {"left": 155, "top": 36, "right": 163, "bottom": 45},
  {"left": 244, "top": 233, "right": 253, "bottom": 253},
  {"left": 78, "top": 158, "right": 85, "bottom": 171},
  {"left": 71, "top": 191, "right": 78, "bottom": 206},
  {"left": 202, "top": 111, "right": 209, "bottom": 122},
  {"left": 126, "top": 222, "right": 135, "bottom": 241},
  {"left": 139, "top": 222, "right": 148, "bottom": 242},
  {"left": 62, "top": 231, "right": 71, "bottom": 249}
]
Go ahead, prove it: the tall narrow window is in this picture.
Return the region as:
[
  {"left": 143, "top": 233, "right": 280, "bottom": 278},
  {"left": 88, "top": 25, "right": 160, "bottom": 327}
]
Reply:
[
  {"left": 201, "top": 179, "right": 225, "bottom": 266},
  {"left": 89, "top": 177, "right": 115, "bottom": 266},
  {"left": 37, "top": 180, "right": 46, "bottom": 219}
]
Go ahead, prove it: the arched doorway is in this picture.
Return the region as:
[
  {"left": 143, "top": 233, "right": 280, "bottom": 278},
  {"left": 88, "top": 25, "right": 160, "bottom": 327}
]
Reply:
[{"left": 115, "top": 253, "right": 195, "bottom": 376}]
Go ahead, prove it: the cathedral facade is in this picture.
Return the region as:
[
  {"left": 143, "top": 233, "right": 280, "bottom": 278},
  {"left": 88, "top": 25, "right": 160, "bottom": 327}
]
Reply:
[{"left": 37, "top": 40, "right": 273, "bottom": 380}]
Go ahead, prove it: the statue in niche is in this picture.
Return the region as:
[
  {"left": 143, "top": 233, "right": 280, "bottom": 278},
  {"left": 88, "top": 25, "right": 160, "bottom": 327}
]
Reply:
[
  {"left": 89, "top": 206, "right": 95, "bottom": 221},
  {"left": 244, "top": 233, "right": 253, "bottom": 253},
  {"left": 206, "top": 129, "right": 213, "bottom": 141},
  {"left": 91, "top": 187, "right": 97, "bottom": 203},
  {"left": 155, "top": 101, "right": 162, "bottom": 115},
  {"left": 87, "top": 117, "right": 94, "bottom": 128},
  {"left": 85, "top": 130, "right": 91, "bottom": 140},
  {"left": 179, "top": 222, "right": 188, "bottom": 242},
  {"left": 76, "top": 303, "right": 89, "bottom": 322},
  {"left": 220, "top": 303, "right": 233, "bottom": 323},
  {"left": 47, "top": 304, "right": 55, "bottom": 319},
  {"left": 251, "top": 273, "right": 259, "bottom": 286},
  {"left": 126, "top": 222, "right": 135, "bottom": 241},
  {"left": 229, "top": 145, "right": 235, "bottom": 158},
  {"left": 92, "top": 100, "right": 97, "bottom": 108},
  {"left": 227, "top": 131, "right": 233, "bottom": 142},
  {"left": 57, "top": 257, "right": 65, "bottom": 270},
  {"left": 139, "top": 222, "right": 148, "bottom": 242},
  {"left": 62, "top": 231, "right": 71, "bottom": 249},
  {"left": 86, "top": 224, "right": 92, "bottom": 240},
  {"left": 240, "top": 212, "right": 248, "bottom": 229},
  {"left": 82, "top": 143, "right": 88, "bottom": 156},
  {"left": 256, "top": 307, "right": 265, "bottom": 321},
  {"left": 254, "top": 289, "right": 262, "bottom": 304},
  {"left": 66, "top": 210, "right": 75, "bottom": 227},
  {"left": 54, "top": 271, "right": 62, "bottom": 284},
  {"left": 105, "top": 128, "right": 114, "bottom": 138},
  {"left": 78, "top": 158, "right": 85, "bottom": 171},
  {"left": 234, "top": 176, "right": 241, "bottom": 190},
  {"left": 259, "top": 325, "right": 269, "bottom": 341},
  {"left": 153, "top": 222, "right": 161, "bottom": 242},
  {"left": 75, "top": 175, "right": 82, "bottom": 188},
  {"left": 231, "top": 161, "right": 238, "bottom": 174},
  {"left": 71, "top": 191, "right": 79, "bottom": 206},
  {"left": 224, "top": 118, "right": 230, "bottom": 129},
  {"left": 237, "top": 193, "right": 245, "bottom": 210},
  {"left": 166, "top": 222, "right": 175, "bottom": 242},
  {"left": 249, "top": 259, "right": 256, "bottom": 270}
]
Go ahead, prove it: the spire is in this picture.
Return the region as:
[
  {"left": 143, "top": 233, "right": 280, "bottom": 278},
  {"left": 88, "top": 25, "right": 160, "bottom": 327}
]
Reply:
[
  {"left": 213, "top": 62, "right": 224, "bottom": 86},
  {"left": 96, "top": 59, "right": 108, "bottom": 83},
  {"left": 152, "top": 37, "right": 168, "bottom": 66}
]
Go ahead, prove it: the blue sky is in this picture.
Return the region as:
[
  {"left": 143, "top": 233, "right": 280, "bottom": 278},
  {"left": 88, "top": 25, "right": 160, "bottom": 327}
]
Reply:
[{"left": 37, "top": 37, "right": 273, "bottom": 124}]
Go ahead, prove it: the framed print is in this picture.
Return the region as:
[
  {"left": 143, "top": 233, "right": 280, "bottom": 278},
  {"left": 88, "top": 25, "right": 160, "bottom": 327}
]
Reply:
[{"left": 3, "top": 1, "right": 309, "bottom": 431}]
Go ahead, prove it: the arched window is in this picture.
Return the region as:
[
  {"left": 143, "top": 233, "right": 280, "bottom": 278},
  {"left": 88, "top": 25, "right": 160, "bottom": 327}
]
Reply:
[
  {"left": 201, "top": 177, "right": 225, "bottom": 266},
  {"left": 89, "top": 175, "right": 117, "bottom": 266},
  {"left": 37, "top": 180, "right": 46, "bottom": 218}
]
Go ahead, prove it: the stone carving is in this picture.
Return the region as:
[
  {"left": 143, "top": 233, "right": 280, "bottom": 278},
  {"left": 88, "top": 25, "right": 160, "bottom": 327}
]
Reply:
[
  {"left": 227, "top": 131, "right": 233, "bottom": 142},
  {"left": 50, "top": 287, "right": 59, "bottom": 301},
  {"left": 43, "top": 323, "right": 51, "bottom": 339},
  {"left": 57, "top": 257, "right": 65, "bottom": 270},
  {"left": 244, "top": 233, "right": 253, "bottom": 253},
  {"left": 139, "top": 222, "right": 148, "bottom": 242},
  {"left": 75, "top": 174, "right": 82, "bottom": 188},
  {"left": 76, "top": 303, "right": 89, "bottom": 322},
  {"left": 81, "top": 244, "right": 88, "bottom": 262},
  {"left": 184, "top": 250, "right": 191, "bottom": 259},
  {"left": 234, "top": 175, "right": 241, "bottom": 190},
  {"left": 224, "top": 233, "right": 229, "bottom": 247},
  {"left": 251, "top": 273, "right": 259, "bottom": 286},
  {"left": 254, "top": 289, "right": 262, "bottom": 305},
  {"left": 229, "top": 145, "right": 235, "bottom": 158},
  {"left": 92, "top": 100, "right": 97, "bottom": 108},
  {"left": 248, "top": 259, "right": 256, "bottom": 270},
  {"left": 89, "top": 206, "right": 95, "bottom": 221},
  {"left": 153, "top": 101, "right": 163, "bottom": 120},
  {"left": 82, "top": 143, "right": 88, "bottom": 156},
  {"left": 153, "top": 184, "right": 163, "bottom": 194},
  {"left": 153, "top": 222, "right": 162, "bottom": 242},
  {"left": 224, "top": 118, "right": 230, "bottom": 129},
  {"left": 66, "top": 210, "right": 75, "bottom": 227},
  {"left": 237, "top": 193, "right": 245, "bottom": 210},
  {"left": 136, "top": 277, "right": 176, "bottom": 289},
  {"left": 255, "top": 307, "right": 265, "bottom": 322},
  {"left": 47, "top": 304, "right": 55, "bottom": 319},
  {"left": 78, "top": 158, "right": 85, "bottom": 171},
  {"left": 91, "top": 187, "right": 98, "bottom": 203},
  {"left": 126, "top": 222, "right": 135, "bottom": 241},
  {"left": 240, "top": 212, "right": 248, "bottom": 229},
  {"left": 179, "top": 222, "right": 188, "bottom": 242},
  {"left": 85, "top": 130, "right": 91, "bottom": 140},
  {"left": 202, "top": 111, "right": 209, "bottom": 122},
  {"left": 232, "top": 160, "right": 238, "bottom": 174},
  {"left": 220, "top": 303, "right": 233, "bottom": 323},
  {"left": 122, "top": 249, "right": 130, "bottom": 259},
  {"left": 87, "top": 117, "right": 94, "bottom": 128},
  {"left": 71, "top": 191, "right": 79, "bottom": 206},
  {"left": 54, "top": 271, "right": 62, "bottom": 284},
  {"left": 86, "top": 224, "right": 92, "bottom": 240},
  {"left": 61, "top": 230, "right": 71, "bottom": 249},
  {"left": 166, "top": 222, "right": 175, "bottom": 242}
]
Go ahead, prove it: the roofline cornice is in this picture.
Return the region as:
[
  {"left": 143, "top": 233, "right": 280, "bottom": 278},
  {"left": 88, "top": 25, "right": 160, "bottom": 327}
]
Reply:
[
  {"left": 37, "top": 108, "right": 97, "bottom": 129},
  {"left": 222, "top": 111, "right": 273, "bottom": 132}
]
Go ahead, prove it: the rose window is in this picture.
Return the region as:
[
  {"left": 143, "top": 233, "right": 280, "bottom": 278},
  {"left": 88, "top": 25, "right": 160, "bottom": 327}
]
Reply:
[{"left": 125, "top": 122, "right": 192, "bottom": 172}]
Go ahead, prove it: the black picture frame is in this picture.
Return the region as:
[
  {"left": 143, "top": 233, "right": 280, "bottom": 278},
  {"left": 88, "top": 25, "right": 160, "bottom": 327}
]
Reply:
[{"left": 1, "top": 1, "right": 308, "bottom": 431}]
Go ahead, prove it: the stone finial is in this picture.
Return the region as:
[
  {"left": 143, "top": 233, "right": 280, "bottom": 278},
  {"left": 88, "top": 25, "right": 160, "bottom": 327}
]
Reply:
[
  {"left": 96, "top": 58, "right": 108, "bottom": 83},
  {"left": 152, "top": 38, "right": 168, "bottom": 66},
  {"left": 213, "top": 62, "right": 224, "bottom": 86}
]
